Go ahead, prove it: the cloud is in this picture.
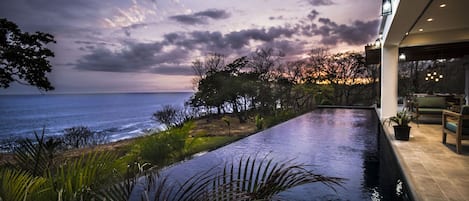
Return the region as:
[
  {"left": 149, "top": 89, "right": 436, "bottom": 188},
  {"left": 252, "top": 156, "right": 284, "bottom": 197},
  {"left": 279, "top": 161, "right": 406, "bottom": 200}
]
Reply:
[
  {"left": 169, "top": 9, "right": 230, "bottom": 25},
  {"left": 75, "top": 24, "right": 301, "bottom": 75},
  {"left": 122, "top": 22, "right": 148, "bottom": 36},
  {"left": 308, "top": 17, "right": 379, "bottom": 46},
  {"left": 269, "top": 16, "right": 284, "bottom": 20},
  {"left": 305, "top": 0, "right": 335, "bottom": 6},
  {"left": 75, "top": 41, "right": 193, "bottom": 75},
  {"left": 225, "top": 27, "right": 297, "bottom": 49},
  {"left": 307, "top": 10, "right": 319, "bottom": 21},
  {"left": 195, "top": 9, "right": 230, "bottom": 19},
  {"left": 74, "top": 7, "right": 380, "bottom": 77}
]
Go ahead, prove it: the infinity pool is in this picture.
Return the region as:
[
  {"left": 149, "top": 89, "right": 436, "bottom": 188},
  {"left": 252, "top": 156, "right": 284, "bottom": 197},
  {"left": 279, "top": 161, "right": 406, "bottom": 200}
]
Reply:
[{"left": 157, "top": 108, "right": 397, "bottom": 200}]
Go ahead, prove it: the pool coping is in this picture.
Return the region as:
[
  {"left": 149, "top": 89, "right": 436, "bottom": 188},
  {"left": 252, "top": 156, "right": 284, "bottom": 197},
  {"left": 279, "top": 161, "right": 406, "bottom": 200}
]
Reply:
[{"left": 381, "top": 122, "right": 421, "bottom": 201}]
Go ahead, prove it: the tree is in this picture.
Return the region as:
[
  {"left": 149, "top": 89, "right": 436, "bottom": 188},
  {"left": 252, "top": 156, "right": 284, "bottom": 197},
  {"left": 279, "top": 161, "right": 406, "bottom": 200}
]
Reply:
[
  {"left": 0, "top": 18, "right": 56, "bottom": 91},
  {"left": 152, "top": 105, "right": 191, "bottom": 129}
]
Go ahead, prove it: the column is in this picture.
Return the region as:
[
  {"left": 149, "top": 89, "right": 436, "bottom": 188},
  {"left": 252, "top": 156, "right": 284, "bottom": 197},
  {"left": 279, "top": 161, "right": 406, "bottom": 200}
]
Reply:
[
  {"left": 465, "top": 65, "right": 469, "bottom": 105},
  {"left": 380, "top": 45, "right": 399, "bottom": 119}
]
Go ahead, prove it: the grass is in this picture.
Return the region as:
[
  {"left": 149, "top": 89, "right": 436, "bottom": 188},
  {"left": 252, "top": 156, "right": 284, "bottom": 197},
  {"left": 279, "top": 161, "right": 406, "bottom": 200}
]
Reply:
[{"left": 186, "top": 136, "right": 243, "bottom": 155}]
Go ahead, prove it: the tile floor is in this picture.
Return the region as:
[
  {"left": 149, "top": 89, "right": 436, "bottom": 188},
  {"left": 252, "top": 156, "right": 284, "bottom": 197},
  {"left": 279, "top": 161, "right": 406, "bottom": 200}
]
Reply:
[{"left": 383, "top": 121, "right": 469, "bottom": 201}]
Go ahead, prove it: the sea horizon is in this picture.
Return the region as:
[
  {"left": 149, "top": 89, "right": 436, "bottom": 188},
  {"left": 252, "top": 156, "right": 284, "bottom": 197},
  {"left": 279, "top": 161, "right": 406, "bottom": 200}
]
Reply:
[
  {"left": 0, "top": 92, "right": 193, "bottom": 149},
  {"left": 0, "top": 90, "right": 195, "bottom": 96}
]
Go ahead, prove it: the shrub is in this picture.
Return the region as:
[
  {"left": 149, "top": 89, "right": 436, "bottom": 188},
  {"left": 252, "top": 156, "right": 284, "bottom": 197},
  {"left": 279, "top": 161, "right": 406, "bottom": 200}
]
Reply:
[
  {"left": 139, "top": 122, "right": 193, "bottom": 166},
  {"left": 152, "top": 105, "right": 193, "bottom": 129},
  {"left": 62, "top": 126, "right": 108, "bottom": 149},
  {"left": 255, "top": 114, "right": 264, "bottom": 130},
  {"left": 264, "top": 109, "right": 296, "bottom": 128},
  {"left": 63, "top": 126, "right": 93, "bottom": 148}
]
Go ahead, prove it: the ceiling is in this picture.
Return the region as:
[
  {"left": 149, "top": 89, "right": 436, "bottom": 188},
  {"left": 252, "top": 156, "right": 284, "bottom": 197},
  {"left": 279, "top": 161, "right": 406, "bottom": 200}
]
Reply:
[{"left": 400, "top": 0, "right": 469, "bottom": 47}]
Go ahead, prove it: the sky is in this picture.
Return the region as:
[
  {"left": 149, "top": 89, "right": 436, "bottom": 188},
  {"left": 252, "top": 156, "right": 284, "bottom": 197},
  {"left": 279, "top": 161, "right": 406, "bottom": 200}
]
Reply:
[{"left": 0, "top": 0, "right": 381, "bottom": 94}]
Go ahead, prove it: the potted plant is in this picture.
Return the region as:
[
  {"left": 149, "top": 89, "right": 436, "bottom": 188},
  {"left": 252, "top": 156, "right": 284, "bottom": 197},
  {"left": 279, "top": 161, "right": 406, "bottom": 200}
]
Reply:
[{"left": 384, "top": 109, "right": 413, "bottom": 140}]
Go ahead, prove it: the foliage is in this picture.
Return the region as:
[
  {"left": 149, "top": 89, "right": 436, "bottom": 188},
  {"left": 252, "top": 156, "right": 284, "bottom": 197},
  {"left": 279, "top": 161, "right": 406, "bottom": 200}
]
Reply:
[
  {"left": 153, "top": 105, "right": 192, "bottom": 129},
  {"left": 13, "top": 129, "right": 59, "bottom": 176},
  {"left": 221, "top": 116, "right": 231, "bottom": 135},
  {"left": 263, "top": 109, "right": 297, "bottom": 128},
  {"left": 384, "top": 109, "right": 414, "bottom": 127},
  {"left": 0, "top": 169, "right": 48, "bottom": 201},
  {"left": 0, "top": 18, "right": 55, "bottom": 91},
  {"left": 138, "top": 122, "right": 194, "bottom": 165},
  {"left": 135, "top": 156, "right": 343, "bottom": 201},
  {"left": 255, "top": 114, "right": 264, "bottom": 130},
  {"left": 186, "top": 136, "right": 242, "bottom": 155},
  {"left": 62, "top": 126, "right": 106, "bottom": 149},
  {"left": 47, "top": 152, "right": 118, "bottom": 201},
  {"left": 0, "top": 152, "right": 120, "bottom": 201}
]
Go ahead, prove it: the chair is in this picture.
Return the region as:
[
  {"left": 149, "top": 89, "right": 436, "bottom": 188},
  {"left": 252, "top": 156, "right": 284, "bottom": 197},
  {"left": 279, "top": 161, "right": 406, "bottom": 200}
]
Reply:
[{"left": 442, "top": 106, "right": 469, "bottom": 154}]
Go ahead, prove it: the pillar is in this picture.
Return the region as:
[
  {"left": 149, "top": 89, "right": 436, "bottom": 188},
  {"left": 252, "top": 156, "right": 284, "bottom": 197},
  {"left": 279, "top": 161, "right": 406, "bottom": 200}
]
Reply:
[
  {"left": 465, "top": 65, "right": 469, "bottom": 105},
  {"left": 381, "top": 45, "right": 399, "bottom": 119}
]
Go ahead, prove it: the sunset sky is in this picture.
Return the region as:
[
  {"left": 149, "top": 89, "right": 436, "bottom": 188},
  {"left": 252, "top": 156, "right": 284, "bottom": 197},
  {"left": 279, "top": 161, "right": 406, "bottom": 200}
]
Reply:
[{"left": 0, "top": 0, "right": 380, "bottom": 94}]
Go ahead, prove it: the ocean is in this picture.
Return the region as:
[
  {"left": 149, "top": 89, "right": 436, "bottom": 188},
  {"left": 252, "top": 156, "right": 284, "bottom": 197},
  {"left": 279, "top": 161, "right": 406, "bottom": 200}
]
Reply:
[{"left": 0, "top": 92, "right": 193, "bottom": 146}]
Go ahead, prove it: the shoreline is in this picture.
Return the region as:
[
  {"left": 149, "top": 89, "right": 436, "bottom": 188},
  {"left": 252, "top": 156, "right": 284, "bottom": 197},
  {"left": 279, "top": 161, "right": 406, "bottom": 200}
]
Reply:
[{"left": 0, "top": 113, "right": 258, "bottom": 165}]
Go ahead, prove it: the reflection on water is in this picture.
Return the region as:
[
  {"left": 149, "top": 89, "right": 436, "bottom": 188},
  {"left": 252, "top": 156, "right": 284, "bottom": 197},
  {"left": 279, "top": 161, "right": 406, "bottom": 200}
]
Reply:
[{"left": 149, "top": 108, "right": 401, "bottom": 200}]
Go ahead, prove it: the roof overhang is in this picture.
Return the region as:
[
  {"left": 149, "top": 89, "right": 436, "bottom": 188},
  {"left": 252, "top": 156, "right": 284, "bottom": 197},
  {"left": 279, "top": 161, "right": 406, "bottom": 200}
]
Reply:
[
  {"left": 367, "top": 0, "right": 469, "bottom": 64},
  {"left": 366, "top": 42, "right": 469, "bottom": 64}
]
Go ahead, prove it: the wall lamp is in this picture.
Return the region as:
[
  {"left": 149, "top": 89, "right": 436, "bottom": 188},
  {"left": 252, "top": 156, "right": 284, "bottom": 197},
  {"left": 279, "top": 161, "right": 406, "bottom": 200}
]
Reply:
[
  {"left": 399, "top": 53, "right": 406, "bottom": 61},
  {"left": 382, "top": 0, "right": 392, "bottom": 16}
]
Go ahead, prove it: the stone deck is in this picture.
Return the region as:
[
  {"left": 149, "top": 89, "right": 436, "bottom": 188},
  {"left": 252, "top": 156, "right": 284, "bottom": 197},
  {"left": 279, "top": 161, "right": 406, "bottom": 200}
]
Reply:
[{"left": 383, "top": 121, "right": 469, "bottom": 201}]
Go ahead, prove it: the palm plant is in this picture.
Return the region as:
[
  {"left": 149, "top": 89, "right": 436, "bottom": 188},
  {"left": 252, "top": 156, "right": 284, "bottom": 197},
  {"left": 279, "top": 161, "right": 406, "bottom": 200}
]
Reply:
[
  {"left": 0, "top": 169, "right": 48, "bottom": 201},
  {"left": 134, "top": 156, "right": 343, "bottom": 201},
  {"left": 46, "top": 152, "right": 119, "bottom": 201},
  {"left": 13, "top": 129, "right": 60, "bottom": 176}
]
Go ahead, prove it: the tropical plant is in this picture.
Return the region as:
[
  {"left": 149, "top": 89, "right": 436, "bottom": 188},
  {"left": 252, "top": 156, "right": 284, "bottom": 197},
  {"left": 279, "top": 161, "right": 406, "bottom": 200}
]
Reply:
[
  {"left": 46, "top": 152, "right": 119, "bottom": 201},
  {"left": 384, "top": 109, "right": 414, "bottom": 127},
  {"left": 93, "top": 156, "right": 343, "bottom": 201},
  {"left": 136, "top": 156, "right": 343, "bottom": 201},
  {"left": 13, "top": 129, "right": 57, "bottom": 176},
  {"left": 0, "top": 168, "right": 48, "bottom": 201}
]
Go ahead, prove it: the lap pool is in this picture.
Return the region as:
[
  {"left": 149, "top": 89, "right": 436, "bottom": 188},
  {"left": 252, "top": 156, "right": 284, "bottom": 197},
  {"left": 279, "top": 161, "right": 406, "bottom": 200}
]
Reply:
[{"left": 147, "top": 108, "right": 407, "bottom": 200}]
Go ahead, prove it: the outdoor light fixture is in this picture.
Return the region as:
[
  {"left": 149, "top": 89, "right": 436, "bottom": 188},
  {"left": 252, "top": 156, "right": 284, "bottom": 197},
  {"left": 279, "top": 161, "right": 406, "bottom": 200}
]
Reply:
[
  {"left": 382, "top": 0, "right": 392, "bottom": 16},
  {"left": 399, "top": 53, "right": 406, "bottom": 61},
  {"left": 374, "top": 38, "right": 381, "bottom": 48},
  {"left": 425, "top": 62, "right": 444, "bottom": 83},
  {"left": 419, "top": 28, "right": 424, "bottom": 32},
  {"left": 427, "top": 18, "right": 433, "bottom": 22},
  {"left": 440, "top": 3, "right": 446, "bottom": 8}
]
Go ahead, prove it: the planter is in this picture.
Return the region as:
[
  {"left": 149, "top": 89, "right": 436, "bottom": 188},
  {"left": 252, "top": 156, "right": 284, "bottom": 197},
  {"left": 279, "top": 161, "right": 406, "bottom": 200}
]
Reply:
[{"left": 393, "top": 126, "right": 411, "bottom": 141}]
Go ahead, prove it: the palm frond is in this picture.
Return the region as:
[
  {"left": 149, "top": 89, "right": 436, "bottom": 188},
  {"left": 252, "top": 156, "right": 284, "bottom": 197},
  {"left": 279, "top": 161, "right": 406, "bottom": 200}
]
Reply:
[
  {"left": 13, "top": 129, "right": 51, "bottom": 176},
  {"left": 47, "top": 152, "right": 118, "bottom": 200},
  {"left": 0, "top": 168, "right": 48, "bottom": 201},
  {"left": 139, "top": 156, "right": 343, "bottom": 201}
]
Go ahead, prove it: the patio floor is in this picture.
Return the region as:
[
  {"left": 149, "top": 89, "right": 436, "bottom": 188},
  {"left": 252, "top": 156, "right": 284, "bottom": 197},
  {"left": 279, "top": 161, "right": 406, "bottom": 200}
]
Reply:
[{"left": 383, "top": 120, "right": 469, "bottom": 201}]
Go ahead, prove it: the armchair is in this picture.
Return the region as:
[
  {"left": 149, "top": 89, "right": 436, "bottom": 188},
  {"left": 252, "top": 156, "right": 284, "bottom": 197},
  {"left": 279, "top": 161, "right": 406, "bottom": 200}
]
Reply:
[{"left": 442, "top": 106, "right": 469, "bottom": 154}]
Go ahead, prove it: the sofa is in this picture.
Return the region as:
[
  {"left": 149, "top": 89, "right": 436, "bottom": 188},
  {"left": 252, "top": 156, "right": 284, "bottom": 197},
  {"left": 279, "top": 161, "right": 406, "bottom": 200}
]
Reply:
[{"left": 412, "top": 96, "right": 447, "bottom": 123}]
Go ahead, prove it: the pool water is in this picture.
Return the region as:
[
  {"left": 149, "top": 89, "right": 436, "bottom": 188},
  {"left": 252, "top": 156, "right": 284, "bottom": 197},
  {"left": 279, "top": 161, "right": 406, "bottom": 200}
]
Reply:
[{"left": 156, "top": 108, "right": 400, "bottom": 200}]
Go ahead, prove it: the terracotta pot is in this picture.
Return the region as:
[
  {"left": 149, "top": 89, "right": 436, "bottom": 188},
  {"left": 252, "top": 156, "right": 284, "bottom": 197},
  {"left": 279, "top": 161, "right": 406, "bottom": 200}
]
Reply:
[{"left": 393, "top": 125, "right": 411, "bottom": 141}]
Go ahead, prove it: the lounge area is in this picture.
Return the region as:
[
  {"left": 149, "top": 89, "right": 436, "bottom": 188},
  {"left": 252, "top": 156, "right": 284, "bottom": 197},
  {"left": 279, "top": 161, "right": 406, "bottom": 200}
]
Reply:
[{"left": 406, "top": 94, "right": 464, "bottom": 124}]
